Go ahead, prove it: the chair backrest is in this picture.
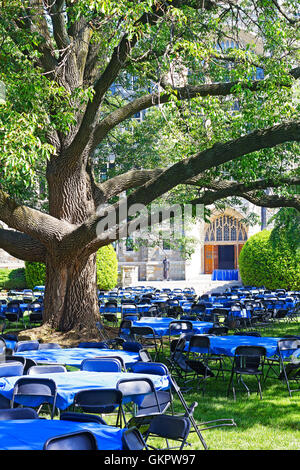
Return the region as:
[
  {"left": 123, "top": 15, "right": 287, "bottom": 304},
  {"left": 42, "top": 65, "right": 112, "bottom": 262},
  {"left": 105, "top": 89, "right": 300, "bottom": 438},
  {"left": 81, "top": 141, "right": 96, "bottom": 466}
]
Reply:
[
  {"left": 74, "top": 388, "right": 123, "bottom": 413},
  {"left": 130, "top": 326, "right": 155, "bottom": 336},
  {"left": 143, "top": 307, "right": 159, "bottom": 317},
  {"left": 147, "top": 414, "right": 191, "bottom": 441},
  {"left": 131, "top": 361, "right": 169, "bottom": 376},
  {"left": 13, "top": 377, "right": 57, "bottom": 397},
  {"left": 171, "top": 336, "right": 187, "bottom": 355},
  {"left": 43, "top": 431, "right": 98, "bottom": 450},
  {"left": 105, "top": 301, "right": 118, "bottom": 308},
  {"left": 277, "top": 338, "right": 300, "bottom": 355},
  {"left": 0, "top": 407, "right": 39, "bottom": 420},
  {"left": 28, "top": 302, "right": 43, "bottom": 310},
  {"left": 14, "top": 340, "right": 40, "bottom": 352},
  {"left": 122, "top": 341, "right": 143, "bottom": 352},
  {"left": 39, "top": 343, "right": 62, "bottom": 350},
  {"left": 78, "top": 342, "right": 108, "bottom": 349},
  {"left": 12, "top": 376, "right": 57, "bottom": 418},
  {"left": 234, "top": 345, "right": 266, "bottom": 370},
  {"left": 188, "top": 335, "right": 210, "bottom": 353},
  {"left": 29, "top": 312, "right": 43, "bottom": 322},
  {"left": 80, "top": 357, "right": 123, "bottom": 372},
  {"left": 207, "top": 326, "right": 229, "bottom": 336},
  {"left": 102, "top": 313, "right": 118, "bottom": 322},
  {"left": 6, "top": 303, "right": 20, "bottom": 312},
  {"left": 122, "top": 428, "right": 147, "bottom": 450},
  {"left": 138, "top": 349, "right": 152, "bottom": 362},
  {"left": 60, "top": 412, "right": 107, "bottom": 425},
  {"left": 0, "top": 361, "right": 24, "bottom": 377},
  {"left": 27, "top": 365, "right": 67, "bottom": 375},
  {"left": 0, "top": 338, "right": 6, "bottom": 358},
  {"left": 119, "top": 319, "right": 133, "bottom": 331},
  {"left": 169, "top": 321, "right": 193, "bottom": 333},
  {"left": 116, "top": 377, "right": 157, "bottom": 402}
]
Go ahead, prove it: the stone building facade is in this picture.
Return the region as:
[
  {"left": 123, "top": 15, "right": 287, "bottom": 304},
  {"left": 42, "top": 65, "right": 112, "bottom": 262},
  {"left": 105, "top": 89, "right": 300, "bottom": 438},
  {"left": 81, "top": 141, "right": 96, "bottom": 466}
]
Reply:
[{"left": 117, "top": 202, "right": 272, "bottom": 282}]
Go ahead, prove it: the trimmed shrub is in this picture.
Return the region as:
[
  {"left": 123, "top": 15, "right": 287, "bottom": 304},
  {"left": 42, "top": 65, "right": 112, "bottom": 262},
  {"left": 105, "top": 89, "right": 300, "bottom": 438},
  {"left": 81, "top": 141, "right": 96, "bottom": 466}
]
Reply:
[
  {"left": 24, "top": 261, "right": 46, "bottom": 290},
  {"left": 239, "top": 229, "right": 300, "bottom": 290},
  {"left": 96, "top": 245, "right": 118, "bottom": 291},
  {"left": 0, "top": 268, "right": 27, "bottom": 290}
]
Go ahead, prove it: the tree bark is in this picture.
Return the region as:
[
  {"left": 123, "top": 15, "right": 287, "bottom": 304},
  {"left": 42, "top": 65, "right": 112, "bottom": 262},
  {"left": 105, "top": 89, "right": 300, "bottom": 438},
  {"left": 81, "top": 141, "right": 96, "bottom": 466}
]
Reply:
[
  {"left": 43, "top": 252, "right": 99, "bottom": 332},
  {"left": 43, "top": 155, "right": 100, "bottom": 332}
]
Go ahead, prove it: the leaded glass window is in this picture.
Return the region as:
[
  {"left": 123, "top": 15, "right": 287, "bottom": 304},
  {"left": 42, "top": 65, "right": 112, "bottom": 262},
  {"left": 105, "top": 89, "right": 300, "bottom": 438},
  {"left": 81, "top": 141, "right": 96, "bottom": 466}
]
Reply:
[{"left": 205, "top": 216, "right": 247, "bottom": 242}]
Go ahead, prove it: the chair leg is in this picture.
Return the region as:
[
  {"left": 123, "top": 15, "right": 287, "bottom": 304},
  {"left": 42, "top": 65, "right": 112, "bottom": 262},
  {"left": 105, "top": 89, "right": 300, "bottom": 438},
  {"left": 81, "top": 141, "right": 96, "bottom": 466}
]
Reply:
[
  {"left": 256, "top": 375, "right": 263, "bottom": 400},
  {"left": 227, "top": 369, "right": 235, "bottom": 398}
]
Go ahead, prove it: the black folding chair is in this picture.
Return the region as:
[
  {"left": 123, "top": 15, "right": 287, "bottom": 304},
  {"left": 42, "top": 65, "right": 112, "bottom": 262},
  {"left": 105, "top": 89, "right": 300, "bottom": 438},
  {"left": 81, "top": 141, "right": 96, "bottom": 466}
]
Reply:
[
  {"left": 11, "top": 377, "right": 58, "bottom": 419},
  {"left": 166, "top": 336, "right": 195, "bottom": 389},
  {"left": 73, "top": 389, "right": 123, "bottom": 426},
  {"left": 227, "top": 345, "right": 267, "bottom": 400},
  {"left": 116, "top": 377, "right": 162, "bottom": 428},
  {"left": 168, "top": 321, "right": 193, "bottom": 348},
  {"left": 185, "top": 335, "right": 221, "bottom": 395},
  {"left": 128, "top": 362, "right": 173, "bottom": 430},
  {"left": 130, "top": 326, "right": 162, "bottom": 361},
  {"left": 144, "top": 413, "right": 191, "bottom": 450},
  {"left": 264, "top": 338, "right": 300, "bottom": 397}
]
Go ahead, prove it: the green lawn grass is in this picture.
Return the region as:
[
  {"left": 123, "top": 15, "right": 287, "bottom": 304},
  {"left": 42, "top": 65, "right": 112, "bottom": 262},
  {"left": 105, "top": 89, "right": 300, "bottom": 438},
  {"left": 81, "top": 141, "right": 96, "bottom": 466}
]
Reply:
[{"left": 3, "top": 302, "right": 300, "bottom": 450}]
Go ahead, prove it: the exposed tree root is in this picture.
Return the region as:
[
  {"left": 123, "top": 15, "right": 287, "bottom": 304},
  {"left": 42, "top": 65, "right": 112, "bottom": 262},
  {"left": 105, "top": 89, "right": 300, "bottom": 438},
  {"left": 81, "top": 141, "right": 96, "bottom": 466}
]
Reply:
[{"left": 16, "top": 323, "right": 118, "bottom": 348}]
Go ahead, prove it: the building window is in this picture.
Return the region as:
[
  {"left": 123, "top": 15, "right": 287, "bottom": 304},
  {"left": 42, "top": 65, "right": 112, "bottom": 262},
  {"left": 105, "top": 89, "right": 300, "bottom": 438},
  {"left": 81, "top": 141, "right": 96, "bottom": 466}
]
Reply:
[{"left": 205, "top": 215, "right": 248, "bottom": 243}]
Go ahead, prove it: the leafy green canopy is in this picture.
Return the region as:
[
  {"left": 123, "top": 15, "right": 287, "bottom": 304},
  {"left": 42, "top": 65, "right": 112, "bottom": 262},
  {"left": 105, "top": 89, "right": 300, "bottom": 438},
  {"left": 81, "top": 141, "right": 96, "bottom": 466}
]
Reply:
[
  {"left": 239, "top": 229, "right": 300, "bottom": 291},
  {"left": 0, "top": 0, "right": 299, "bottom": 208}
]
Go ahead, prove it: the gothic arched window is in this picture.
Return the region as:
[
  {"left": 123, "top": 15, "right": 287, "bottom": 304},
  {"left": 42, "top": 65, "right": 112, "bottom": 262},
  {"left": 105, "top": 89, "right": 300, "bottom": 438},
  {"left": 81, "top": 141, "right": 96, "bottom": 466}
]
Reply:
[{"left": 205, "top": 216, "right": 247, "bottom": 243}]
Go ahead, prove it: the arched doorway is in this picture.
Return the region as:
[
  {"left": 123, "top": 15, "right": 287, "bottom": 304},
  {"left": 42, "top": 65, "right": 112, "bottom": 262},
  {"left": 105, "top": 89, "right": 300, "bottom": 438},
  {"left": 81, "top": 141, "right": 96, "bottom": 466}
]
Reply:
[{"left": 203, "top": 212, "right": 248, "bottom": 274}]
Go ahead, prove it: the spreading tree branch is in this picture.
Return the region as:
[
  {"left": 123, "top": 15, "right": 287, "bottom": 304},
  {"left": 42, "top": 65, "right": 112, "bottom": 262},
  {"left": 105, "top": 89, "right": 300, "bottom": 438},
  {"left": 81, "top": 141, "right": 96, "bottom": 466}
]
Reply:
[
  {"left": 0, "top": 228, "right": 46, "bottom": 262},
  {"left": 59, "top": 120, "right": 300, "bottom": 256}
]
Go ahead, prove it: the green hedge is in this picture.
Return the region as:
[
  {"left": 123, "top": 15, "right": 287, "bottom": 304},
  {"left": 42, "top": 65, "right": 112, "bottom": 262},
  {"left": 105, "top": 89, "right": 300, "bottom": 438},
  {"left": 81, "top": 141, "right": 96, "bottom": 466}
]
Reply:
[
  {"left": 239, "top": 229, "right": 300, "bottom": 290},
  {"left": 0, "top": 268, "right": 27, "bottom": 290},
  {"left": 96, "top": 245, "right": 118, "bottom": 291},
  {"left": 24, "top": 262, "right": 46, "bottom": 290}
]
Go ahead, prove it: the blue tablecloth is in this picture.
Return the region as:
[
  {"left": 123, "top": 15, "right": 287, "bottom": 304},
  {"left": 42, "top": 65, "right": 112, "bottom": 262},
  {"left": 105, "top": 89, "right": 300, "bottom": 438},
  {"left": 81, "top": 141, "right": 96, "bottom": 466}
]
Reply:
[
  {"left": 212, "top": 270, "right": 239, "bottom": 281},
  {"left": 131, "top": 317, "right": 214, "bottom": 336},
  {"left": 0, "top": 371, "right": 170, "bottom": 410},
  {"left": 186, "top": 335, "right": 285, "bottom": 358},
  {"left": 0, "top": 419, "right": 125, "bottom": 450},
  {"left": 15, "top": 347, "right": 139, "bottom": 368}
]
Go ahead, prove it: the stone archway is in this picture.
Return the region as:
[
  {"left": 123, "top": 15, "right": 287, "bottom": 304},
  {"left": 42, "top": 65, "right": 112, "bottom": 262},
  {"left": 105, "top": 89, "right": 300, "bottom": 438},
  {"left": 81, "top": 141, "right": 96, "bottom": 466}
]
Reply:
[{"left": 203, "top": 210, "right": 248, "bottom": 274}]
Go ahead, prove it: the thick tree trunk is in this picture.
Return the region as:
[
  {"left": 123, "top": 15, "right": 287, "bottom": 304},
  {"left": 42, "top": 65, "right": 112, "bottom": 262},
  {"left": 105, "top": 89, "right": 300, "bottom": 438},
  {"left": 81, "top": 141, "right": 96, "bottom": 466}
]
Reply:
[
  {"left": 43, "top": 253, "right": 99, "bottom": 332},
  {"left": 43, "top": 155, "right": 100, "bottom": 333}
]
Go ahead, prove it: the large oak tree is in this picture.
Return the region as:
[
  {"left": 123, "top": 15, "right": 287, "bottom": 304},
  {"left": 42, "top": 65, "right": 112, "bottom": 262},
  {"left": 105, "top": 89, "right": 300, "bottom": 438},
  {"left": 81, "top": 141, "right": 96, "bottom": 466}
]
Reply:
[{"left": 0, "top": 0, "right": 299, "bottom": 333}]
